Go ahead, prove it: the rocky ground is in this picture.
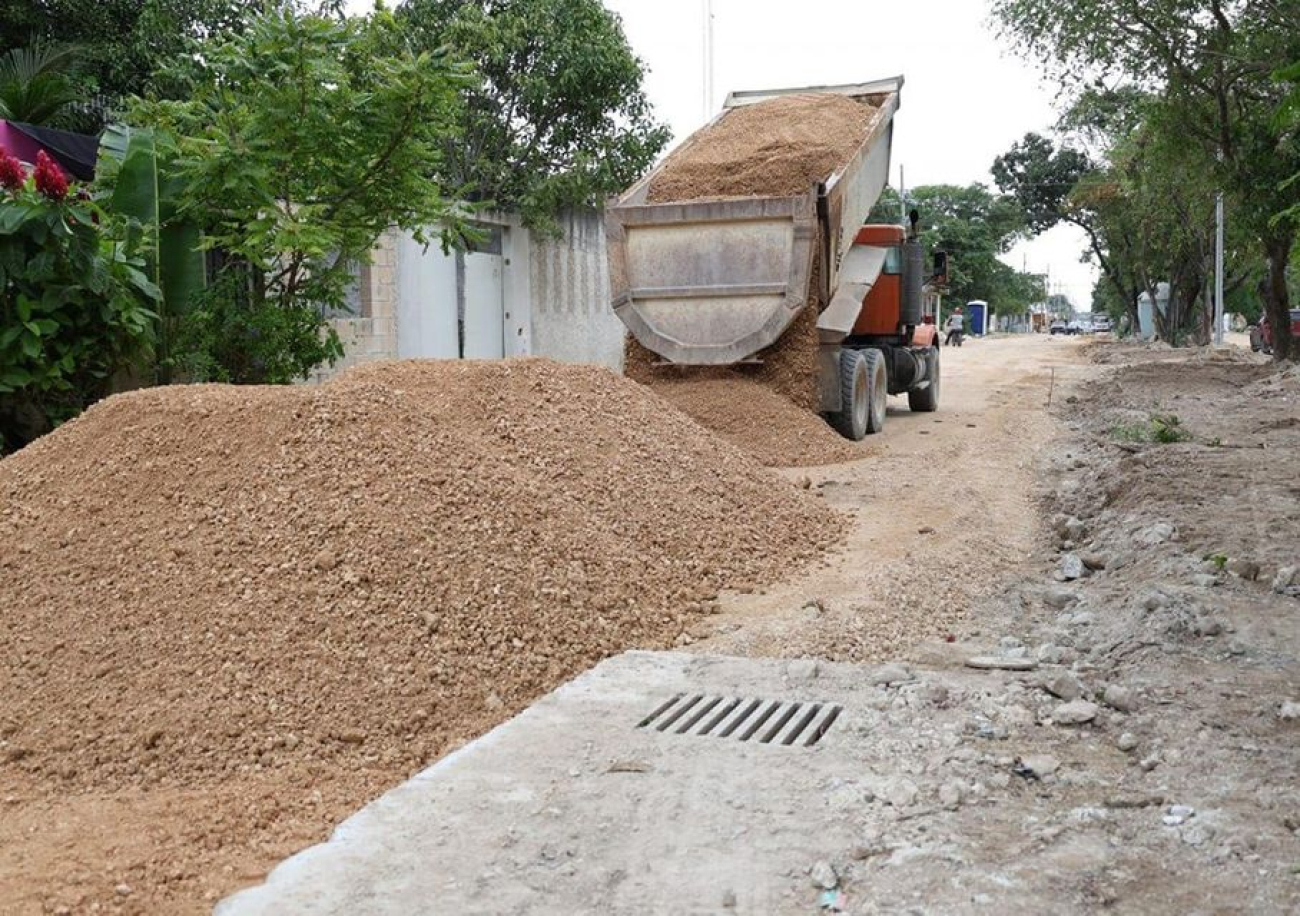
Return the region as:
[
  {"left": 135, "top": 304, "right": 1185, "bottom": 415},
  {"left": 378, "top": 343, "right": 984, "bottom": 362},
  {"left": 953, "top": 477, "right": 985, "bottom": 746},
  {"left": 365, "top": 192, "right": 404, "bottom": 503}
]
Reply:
[{"left": 725, "top": 340, "right": 1300, "bottom": 913}]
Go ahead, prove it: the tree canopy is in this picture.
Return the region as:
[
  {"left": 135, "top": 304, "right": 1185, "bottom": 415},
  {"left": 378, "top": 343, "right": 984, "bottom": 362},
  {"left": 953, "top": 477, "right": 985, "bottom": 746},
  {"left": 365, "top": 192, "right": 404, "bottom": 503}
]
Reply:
[
  {"left": 992, "top": 0, "right": 1300, "bottom": 357},
  {"left": 120, "top": 7, "right": 472, "bottom": 383},
  {"left": 871, "top": 183, "right": 1044, "bottom": 316},
  {"left": 397, "top": 0, "right": 670, "bottom": 228}
]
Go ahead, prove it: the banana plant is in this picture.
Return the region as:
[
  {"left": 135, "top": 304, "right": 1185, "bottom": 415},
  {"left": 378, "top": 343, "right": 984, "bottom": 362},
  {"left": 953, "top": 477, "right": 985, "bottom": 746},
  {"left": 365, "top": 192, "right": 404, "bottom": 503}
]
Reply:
[{"left": 96, "top": 124, "right": 205, "bottom": 382}]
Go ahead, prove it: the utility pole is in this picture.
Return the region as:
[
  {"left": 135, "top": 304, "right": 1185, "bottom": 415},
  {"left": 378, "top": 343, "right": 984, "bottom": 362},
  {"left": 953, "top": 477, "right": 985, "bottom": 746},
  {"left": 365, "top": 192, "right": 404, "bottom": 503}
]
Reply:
[
  {"left": 702, "top": 0, "right": 714, "bottom": 123},
  {"left": 1214, "top": 192, "right": 1225, "bottom": 345}
]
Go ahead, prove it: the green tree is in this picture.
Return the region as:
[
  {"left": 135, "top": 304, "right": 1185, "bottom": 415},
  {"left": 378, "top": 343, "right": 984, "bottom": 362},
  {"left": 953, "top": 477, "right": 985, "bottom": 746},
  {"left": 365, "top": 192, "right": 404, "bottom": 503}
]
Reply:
[
  {"left": 0, "top": 42, "right": 83, "bottom": 126},
  {"left": 0, "top": 1, "right": 346, "bottom": 130},
  {"left": 992, "top": 0, "right": 1300, "bottom": 358},
  {"left": 122, "top": 7, "right": 472, "bottom": 383},
  {"left": 397, "top": 0, "right": 670, "bottom": 229},
  {"left": 872, "top": 184, "right": 1040, "bottom": 315}
]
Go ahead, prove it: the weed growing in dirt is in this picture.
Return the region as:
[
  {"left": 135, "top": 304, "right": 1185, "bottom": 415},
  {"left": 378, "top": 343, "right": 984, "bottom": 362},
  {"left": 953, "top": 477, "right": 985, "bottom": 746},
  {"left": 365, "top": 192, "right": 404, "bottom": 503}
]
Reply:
[{"left": 1110, "top": 413, "right": 1192, "bottom": 444}]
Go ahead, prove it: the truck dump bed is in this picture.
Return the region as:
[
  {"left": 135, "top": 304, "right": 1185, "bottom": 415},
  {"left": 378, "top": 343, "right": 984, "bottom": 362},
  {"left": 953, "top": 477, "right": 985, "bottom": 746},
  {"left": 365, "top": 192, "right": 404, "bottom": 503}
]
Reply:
[{"left": 607, "top": 77, "right": 902, "bottom": 366}]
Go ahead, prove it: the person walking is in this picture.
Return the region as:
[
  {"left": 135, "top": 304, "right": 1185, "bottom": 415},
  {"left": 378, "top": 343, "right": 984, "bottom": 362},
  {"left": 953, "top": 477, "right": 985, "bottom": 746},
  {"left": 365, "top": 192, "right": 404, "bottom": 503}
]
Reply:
[{"left": 944, "top": 306, "right": 965, "bottom": 347}]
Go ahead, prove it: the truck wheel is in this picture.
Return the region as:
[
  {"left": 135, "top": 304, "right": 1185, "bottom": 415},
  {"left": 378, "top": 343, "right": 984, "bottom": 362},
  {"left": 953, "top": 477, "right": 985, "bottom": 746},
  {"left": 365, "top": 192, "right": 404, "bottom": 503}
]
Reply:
[
  {"left": 908, "top": 346, "right": 940, "bottom": 412},
  {"left": 831, "top": 349, "right": 870, "bottom": 441},
  {"left": 862, "top": 348, "right": 888, "bottom": 434}
]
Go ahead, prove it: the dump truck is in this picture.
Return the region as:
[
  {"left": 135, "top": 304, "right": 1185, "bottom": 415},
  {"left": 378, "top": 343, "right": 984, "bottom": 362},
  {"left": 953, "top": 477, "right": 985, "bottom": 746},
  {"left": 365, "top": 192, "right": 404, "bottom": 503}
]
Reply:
[{"left": 607, "top": 76, "right": 947, "bottom": 440}]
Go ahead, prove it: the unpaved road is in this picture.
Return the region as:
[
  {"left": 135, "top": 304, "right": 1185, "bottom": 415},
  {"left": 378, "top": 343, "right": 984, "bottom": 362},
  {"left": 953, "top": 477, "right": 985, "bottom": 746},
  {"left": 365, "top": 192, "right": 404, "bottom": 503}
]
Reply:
[{"left": 694, "top": 334, "right": 1088, "bottom": 661}]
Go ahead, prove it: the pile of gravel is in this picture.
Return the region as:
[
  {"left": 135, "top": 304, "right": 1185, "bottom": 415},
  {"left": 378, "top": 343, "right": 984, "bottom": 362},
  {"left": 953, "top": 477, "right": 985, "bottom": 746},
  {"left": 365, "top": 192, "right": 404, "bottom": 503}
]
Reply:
[
  {"left": 647, "top": 93, "right": 878, "bottom": 202},
  {"left": 0, "top": 359, "right": 837, "bottom": 790}
]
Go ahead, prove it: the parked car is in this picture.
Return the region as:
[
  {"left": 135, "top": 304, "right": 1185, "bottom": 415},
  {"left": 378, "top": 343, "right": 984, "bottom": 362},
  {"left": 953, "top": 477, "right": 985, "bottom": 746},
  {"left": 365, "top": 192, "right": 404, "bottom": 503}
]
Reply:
[
  {"left": 1092, "top": 315, "right": 1114, "bottom": 333},
  {"left": 1049, "top": 320, "right": 1069, "bottom": 335},
  {"left": 1250, "top": 310, "right": 1300, "bottom": 354}
]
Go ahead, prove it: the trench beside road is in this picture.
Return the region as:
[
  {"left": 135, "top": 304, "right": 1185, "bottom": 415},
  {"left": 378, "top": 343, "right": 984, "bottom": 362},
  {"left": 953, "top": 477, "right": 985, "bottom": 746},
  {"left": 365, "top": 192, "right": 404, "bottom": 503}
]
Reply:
[{"left": 696, "top": 334, "right": 1089, "bottom": 663}]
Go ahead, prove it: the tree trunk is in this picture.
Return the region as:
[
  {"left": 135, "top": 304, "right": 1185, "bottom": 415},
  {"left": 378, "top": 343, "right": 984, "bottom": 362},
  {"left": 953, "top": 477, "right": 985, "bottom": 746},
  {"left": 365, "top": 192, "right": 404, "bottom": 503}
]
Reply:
[{"left": 1261, "top": 229, "right": 1295, "bottom": 361}]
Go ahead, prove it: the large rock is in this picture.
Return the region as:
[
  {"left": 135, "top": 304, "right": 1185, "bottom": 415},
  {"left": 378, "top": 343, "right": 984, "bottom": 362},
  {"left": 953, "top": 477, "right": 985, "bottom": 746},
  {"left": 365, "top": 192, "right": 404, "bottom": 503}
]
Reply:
[
  {"left": 1273, "top": 566, "right": 1298, "bottom": 593},
  {"left": 1133, "top": 521, "right": 1177, "bottom": 547},
  {"left": 1103, "top": 684, "right": 1139, "bottom": 713},
  {"left": 1052, "top": 700, "right": 1099, "bottom": 725},
  {"left": 1225, "top": 558, "right": 1260, "bottom": 581},
  {"left": 1059, "top": 553, "right": 1087, "bottom": 581},
  {"left": 1043, "top": 588, "right": 1079, "bottom": 610},
  {"left": 1042, "top": 671, "right": 1084, "bottom": 701}
]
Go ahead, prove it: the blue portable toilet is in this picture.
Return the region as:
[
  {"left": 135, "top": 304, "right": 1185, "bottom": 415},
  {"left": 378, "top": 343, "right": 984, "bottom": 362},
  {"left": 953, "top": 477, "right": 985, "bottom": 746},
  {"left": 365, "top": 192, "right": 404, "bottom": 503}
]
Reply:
[{"left": 965, "top": 300, "right": 988, "bottom": 336}]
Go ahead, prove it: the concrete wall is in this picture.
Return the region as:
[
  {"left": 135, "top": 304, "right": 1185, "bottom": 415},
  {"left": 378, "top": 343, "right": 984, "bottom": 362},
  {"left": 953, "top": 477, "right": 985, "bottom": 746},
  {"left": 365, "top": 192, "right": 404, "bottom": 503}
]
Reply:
[
  {"left": 312, "top": 209, "right": 623, "bottom": 382},
  {"left": 528, "top": 210, "right": 624, "bottom": 371}
]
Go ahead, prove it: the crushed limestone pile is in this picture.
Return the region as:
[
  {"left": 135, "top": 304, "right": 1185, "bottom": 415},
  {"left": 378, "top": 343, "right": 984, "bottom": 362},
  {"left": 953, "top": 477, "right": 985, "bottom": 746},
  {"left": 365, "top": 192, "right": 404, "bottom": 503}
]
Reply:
[
  {"left": 647, "top": 93, "right": 878, "bottom": 202},
  {"left": 0, "top": 359, "right": 837, "bottom": 790}
]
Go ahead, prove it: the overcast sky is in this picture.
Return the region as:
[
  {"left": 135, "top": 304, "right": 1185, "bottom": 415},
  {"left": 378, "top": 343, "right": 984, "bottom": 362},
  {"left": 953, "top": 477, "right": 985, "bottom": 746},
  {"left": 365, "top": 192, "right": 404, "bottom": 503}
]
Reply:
[{"left": 353, "top": 0, "right": 1098, "bottom": 307}]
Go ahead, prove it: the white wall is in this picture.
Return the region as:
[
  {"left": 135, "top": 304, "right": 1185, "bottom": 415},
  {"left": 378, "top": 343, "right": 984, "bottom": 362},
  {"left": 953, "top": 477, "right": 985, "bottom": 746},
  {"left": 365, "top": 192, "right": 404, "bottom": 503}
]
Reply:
[
  {"left": 529, "top": 210, "right": 625, "bottom": 371},
  {"left": 313, "top": 208, "right": 624, "bottom": 381}
]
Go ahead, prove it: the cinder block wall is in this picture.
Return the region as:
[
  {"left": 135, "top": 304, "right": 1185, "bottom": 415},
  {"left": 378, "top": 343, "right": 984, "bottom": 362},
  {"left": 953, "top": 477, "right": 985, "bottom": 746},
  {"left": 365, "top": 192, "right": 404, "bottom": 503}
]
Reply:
[{"left": 309, "top": 231, "right": 400, "bottom": 383}]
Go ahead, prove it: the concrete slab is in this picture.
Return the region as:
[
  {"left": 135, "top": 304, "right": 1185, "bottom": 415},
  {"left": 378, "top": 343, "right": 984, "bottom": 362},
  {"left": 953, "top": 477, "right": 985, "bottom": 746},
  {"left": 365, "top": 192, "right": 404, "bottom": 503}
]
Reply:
[{"left": 216, "top": 651, "right": 892, "bottom": 915}]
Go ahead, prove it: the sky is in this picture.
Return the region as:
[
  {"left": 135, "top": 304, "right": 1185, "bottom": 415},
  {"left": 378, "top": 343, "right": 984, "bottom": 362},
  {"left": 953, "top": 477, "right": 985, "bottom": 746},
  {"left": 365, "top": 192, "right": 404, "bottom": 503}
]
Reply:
[{"left": 350, "top": 0, "right": 1098, "bottom": 308}]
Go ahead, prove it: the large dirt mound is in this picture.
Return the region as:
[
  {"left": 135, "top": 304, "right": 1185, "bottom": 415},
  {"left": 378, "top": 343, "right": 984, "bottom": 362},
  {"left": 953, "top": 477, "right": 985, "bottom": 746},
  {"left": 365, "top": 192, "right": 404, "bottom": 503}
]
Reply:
[
  {"left": 647, "top": 93, "right": 878, "bottom": 202},
  {"left": 0, "top": 359, "right": 837, "bottom": 791}
]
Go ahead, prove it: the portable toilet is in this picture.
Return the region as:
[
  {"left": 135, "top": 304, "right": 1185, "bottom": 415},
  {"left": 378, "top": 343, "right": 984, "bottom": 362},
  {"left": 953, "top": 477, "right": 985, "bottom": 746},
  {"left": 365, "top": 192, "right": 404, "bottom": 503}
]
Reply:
[{"left": 966, "top": 300, "right": 988, "bottom": 336}]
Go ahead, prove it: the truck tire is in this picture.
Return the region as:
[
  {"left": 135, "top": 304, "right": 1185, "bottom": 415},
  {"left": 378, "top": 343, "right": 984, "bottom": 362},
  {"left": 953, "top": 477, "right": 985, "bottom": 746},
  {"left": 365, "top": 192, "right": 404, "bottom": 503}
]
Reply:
[
  {"left": 908, "top": 346, "right": 940, "bottom": 412},
  {"left": 830, "top": 349, "right": 870, "bottom": 441},
  {"left": 862, "top": 348, "right": 888, "bottom": 434}
]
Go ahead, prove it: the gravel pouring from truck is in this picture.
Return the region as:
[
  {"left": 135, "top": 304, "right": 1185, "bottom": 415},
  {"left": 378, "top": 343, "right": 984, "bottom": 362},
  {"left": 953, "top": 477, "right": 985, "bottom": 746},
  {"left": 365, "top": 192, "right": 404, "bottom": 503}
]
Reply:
[{"left": 607, "top": 76, "right": 945, "bottom": 441}]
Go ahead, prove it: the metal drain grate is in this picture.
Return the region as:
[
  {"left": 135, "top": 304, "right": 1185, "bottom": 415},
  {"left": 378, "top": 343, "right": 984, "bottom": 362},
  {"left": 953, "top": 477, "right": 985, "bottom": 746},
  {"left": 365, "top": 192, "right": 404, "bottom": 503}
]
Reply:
[{"left": 636, "top": 694, "right": 842, "bottom": 747}]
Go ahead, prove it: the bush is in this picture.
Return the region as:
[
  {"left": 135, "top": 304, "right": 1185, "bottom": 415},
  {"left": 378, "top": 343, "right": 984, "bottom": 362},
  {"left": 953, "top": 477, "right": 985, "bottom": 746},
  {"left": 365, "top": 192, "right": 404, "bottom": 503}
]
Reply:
[
  {"left": 0, "top": 149, "right": 158, "bottom": 453},
  {"left": 174, "top": 269, "right": 343, "bottom": 384}
]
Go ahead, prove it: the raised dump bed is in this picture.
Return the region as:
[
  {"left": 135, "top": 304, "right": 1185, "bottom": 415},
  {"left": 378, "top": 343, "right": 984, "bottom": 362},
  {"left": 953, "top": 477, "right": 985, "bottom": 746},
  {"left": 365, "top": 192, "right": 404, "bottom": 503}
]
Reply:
[{"left": 606, "top": 77, "right": 902, "bottom": 368}]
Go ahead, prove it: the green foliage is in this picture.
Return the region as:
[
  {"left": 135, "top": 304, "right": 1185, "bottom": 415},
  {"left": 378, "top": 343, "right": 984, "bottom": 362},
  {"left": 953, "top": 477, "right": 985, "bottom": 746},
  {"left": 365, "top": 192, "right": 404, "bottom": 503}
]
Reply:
[
  {"left": 992, "top": 0, "right": 1300, "bottom": 358},
  {"left": 173, "top": 272, "right": 342, "bottom": 384},
  {"left": 398, "top": 0, "right": 670, "bottom": 229},
  {"left": 0, "top": 173, "right": 158, "bottom": 453},
  {"left": 0, "top": 41, "right": 83, "bottom": 126},
  {"left": 0, "top": 1, "right": 347, "bottom": 130},
  {"left": 126, "top": 8, "right": 472, "bottom": 382},
  {"left": 871, "top": 184, "right": 1042, "bottom": 314},
  {"left": 96, "top": 124, "right": 207, "bottom": 382},
  {"left": 1110, "top": 413, "right": 1191, "bottom": 445},
  {"left": 1275, "top": 60, "right": 1300, "bottom": 226}
]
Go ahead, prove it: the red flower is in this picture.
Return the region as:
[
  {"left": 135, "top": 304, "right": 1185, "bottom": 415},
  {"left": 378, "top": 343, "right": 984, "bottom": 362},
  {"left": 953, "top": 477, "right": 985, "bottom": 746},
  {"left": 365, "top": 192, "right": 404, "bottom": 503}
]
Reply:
[
  {"left": 0, "top": 146, "right": 24, "bottom": 192},
  {"left": 33, "top": 150, "right": 69, "bottom": 201}
]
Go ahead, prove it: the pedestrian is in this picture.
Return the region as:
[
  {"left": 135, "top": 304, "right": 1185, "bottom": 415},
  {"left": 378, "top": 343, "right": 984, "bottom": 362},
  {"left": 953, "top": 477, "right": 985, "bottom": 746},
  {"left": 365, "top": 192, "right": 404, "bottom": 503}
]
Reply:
[{"left": 944, "top": 306, "right": 965, "bottom": 346}]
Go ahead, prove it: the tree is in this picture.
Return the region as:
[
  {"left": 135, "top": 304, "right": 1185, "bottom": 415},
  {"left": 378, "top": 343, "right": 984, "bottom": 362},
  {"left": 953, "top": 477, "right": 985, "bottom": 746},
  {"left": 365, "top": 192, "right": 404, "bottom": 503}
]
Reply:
[
  {"left": 397, "top": 0, "right": 670, "bottom": 228},
  {"left": 121, "top": 7, "right": 472, "bottom": 383},
  {"left": 871, "top": 184, "right": 1041, "bottom": 314},
  {"left": 992, "top": 0, "right": 1300, "bottom": 359},
  {"left": 0, "top": 1, "right": 347, "bottom": 130},
  {"left": 0, "top": 42, "right": 83, "bottom": 126}
]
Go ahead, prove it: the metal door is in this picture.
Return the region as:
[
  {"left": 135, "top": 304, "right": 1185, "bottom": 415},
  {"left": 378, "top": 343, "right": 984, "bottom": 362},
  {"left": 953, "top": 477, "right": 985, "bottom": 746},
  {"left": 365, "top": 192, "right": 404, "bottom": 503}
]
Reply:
[{"left": 461, "top": 226, "right": 505, "bottom": 359}]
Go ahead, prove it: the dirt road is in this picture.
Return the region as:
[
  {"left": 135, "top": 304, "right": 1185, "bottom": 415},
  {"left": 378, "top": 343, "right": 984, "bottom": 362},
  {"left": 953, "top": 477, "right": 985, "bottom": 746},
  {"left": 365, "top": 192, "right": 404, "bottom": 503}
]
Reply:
[{"left": 694, "top": 334, "right": 1088, "bottom": 661}]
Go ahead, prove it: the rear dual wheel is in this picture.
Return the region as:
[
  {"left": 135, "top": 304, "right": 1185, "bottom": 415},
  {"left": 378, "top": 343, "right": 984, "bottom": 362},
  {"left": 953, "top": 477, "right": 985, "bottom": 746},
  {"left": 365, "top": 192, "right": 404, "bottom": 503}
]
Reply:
[
  {"left": 831, "top": 348, "right": 887, "bottom": 441},
  {"left": 908, "top": 345, "right": 940, "bottom": 412}
]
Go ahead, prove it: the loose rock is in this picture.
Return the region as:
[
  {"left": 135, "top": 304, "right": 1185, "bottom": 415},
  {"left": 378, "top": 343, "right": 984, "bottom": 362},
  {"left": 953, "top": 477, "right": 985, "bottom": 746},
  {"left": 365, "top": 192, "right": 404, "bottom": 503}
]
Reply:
[
  {"left": 1053, "top": 701, "right": 1099, "bottom": 725},
  {"left": 1103, "top": 684, "right": 1139, "bottom": 713}
]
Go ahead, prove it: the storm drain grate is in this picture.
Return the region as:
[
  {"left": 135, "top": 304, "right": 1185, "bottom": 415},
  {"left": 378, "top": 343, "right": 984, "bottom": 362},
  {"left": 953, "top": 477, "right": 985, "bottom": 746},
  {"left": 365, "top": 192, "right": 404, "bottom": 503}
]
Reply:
[{"left": 636, "top": 694, "right": 842, "bottom": 747}]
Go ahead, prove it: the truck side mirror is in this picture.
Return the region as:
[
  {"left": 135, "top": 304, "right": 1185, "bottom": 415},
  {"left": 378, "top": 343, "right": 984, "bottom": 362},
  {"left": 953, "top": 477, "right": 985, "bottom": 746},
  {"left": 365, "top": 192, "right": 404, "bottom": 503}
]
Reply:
[{"left": 931, "top": 251, "right": 949, "bottom": 286}]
